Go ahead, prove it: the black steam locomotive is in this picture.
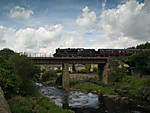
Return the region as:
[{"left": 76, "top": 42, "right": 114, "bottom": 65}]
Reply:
[{"left": 53, "top": 48, "right": 141, "bottom": 57}]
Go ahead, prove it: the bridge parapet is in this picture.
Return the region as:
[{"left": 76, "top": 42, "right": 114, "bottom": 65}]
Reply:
[{"left": 31, "top": 57, "right": 108, "bottom": 64}]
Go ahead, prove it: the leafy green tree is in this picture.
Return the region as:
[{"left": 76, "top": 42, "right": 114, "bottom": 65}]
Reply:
[
  {"left": 128, "top": 42, "right": 150, "bottom": 49},
  {"left": 9, "top": 54, "right": 35, "bottom": 95},
  {"left": 0, "top": 48, "right": 14, "bottom": 60},
  {"left": 128, "top": 50, "right": 150, "bottom": 74},
  {"left": 85, "top": 64, "right": 91, "bottom": 73},
  {"left": 41, "top": 70, "right": 57, "bottom": 82},
  {"left": 110, "top": 67, "right": 127, "bottom": 83},
  {"left": 33, "top": 65, "right": 41, "bottom": 82},
  {"left": 0, "top": 57, "right": 17, "bottom": 97}
]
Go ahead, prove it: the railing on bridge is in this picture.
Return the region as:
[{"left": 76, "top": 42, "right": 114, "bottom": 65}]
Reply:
[{"left": 18, "top": 52, "right": 54, "bottom": 57}]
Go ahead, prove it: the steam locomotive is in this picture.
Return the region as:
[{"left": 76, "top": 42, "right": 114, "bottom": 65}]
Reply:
[{"left": 53, "top": 48, "right": 141, "bottom": 57}]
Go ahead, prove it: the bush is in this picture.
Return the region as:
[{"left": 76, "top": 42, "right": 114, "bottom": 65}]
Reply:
[
  {"left": 9, "top": 54, "right": 35, "bottom": 95},
  {"left": 0, "top": 57, "right": 17, "bottom": 97},
  {"left": 127, "top": 50, "right": 150, "bottom": 74},
  {"left": 77, "top": 69, "right": 87, "bottom": 73},
  {"left": 55, "top": 67, "right": 61, "bottom": 73},
  {"left": 55, "top": 75, "right": 62, "bottom": 86},
  {"left": 8, "top": 94, "right": 73, "bottom": 113},
  {"left": 93, "top": 67, "right": 98, "bottom": 73},
  {"left": 85, "top": 64, "right": 91, "bottom": 73},
  {"left": 33, "top": 65, "right": 41, "bottom": 82},
  {"left": 110, "top": 67, "right": 127, "bottom": 83},
  {"left": 41, "top": 70, "right": 57, "bottom": 82}
]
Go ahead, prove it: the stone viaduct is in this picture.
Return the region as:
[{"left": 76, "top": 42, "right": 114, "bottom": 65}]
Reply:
[{"left": 31, "top": 57, "right": 123, "bottom": 90}]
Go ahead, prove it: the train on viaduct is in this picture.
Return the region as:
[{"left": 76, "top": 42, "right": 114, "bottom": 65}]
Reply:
[{"left": 53, "top": 48, "right": 142, "bottom": 57}]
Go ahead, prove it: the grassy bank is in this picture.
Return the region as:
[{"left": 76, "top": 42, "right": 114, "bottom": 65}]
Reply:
[
  {"left": 8, "top": 93, "right": 73, "bottom": 113},
  {"left": 72, "top": 82, "right": 117, "bottom": 95},
  {"left": 71, "top": 76, "right": 150, "bottom": 102}
]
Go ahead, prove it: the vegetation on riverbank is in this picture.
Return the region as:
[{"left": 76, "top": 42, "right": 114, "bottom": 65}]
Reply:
[
  {"left": 112, "top": 76, "right": 150, "bottom": 100},
  {"left": 8, "top": 93, "right": 73, "bottom": 113},
  {"left": 73, "top": 82, "right": 117, "bottom": 95},
  {"left": 0, "top": 48, "right": 72, "bottom": 113}
]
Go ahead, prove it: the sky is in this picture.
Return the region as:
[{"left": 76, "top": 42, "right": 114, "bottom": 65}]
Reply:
[{"left": 0, "top": 0, "right": 149, "bottom": 55}]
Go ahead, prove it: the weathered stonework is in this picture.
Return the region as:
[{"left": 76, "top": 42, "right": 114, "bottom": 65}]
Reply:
[
  {"left": 62, "top": 63, "right": 70, "bottom": 90},
  {"left": 102, "top": 57, "right": 125, "bottom": 84},
  {"left": 102, "top": 62, "right": 110, "bottom": 84},
  {"left": 0, "top": 87, "right": 11, "bottom": 113}
]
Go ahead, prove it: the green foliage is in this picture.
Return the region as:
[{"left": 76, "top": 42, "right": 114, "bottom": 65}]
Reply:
[
  {"left": 93, "top": 67, "right": 98, "bottom": 73},
  {"left": 128, "top": 42, "right": 150, "bottom": 49},
  {"left": 55, "top": 75, "right": 62, "bottom": 86},
  {"left": 8, "top": 94, "right": 73, "bottom": 113},
  {"left": 0, "top": 57, "right": 17, "bottom": 97},
  {"left": 128, "top": 50, "right": 150, "bottom": 74},
  {"left": 0, "top": 48, "right": 14, "bottom": 60},
  {"left": 41, "top": 70, "right": 57, "bottom": 82},
  {"left": 33, "top": 65, "right": 41, "bottom": 82},
  {"left": 110, "top": 67, "right": 127, "bottom": 83},
  {"left": 73, "top": 82, "right": 117, "bottom": 95},
  {"left": 72, "top": 64, "right": 76, "bottom": 73},
  {"left": 77, "top": 69, "right": 87, "bottom": 73},
  {"left": 113, "top": 76, "right": 150, "bottom": 100},
  {"left": 9, "top": 54, "right": 35, "bottom": 95},
  {"left": 77, "top": 64, "right": 92, "bottom": 73},
  {"left": 55, "top": 66, "right": 61, "bottom": 73},
  {"left": 85, "top": 64, "right": 91, "bottom": 73}
]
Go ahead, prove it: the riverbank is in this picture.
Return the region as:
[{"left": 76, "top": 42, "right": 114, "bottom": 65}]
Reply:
[
  {"left": 37, "top": 82, "right": 150, "bottom": 113},
  {"left": 8, "top": 93, "right": 73, "bottom": 113},
  {"left": 70, "top": 79, "right": 150, "bottom": 112}
]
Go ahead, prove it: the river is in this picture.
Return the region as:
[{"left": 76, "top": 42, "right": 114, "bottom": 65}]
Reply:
[{"left": 36, "top": 83, "right": 149, "bottom": 113}]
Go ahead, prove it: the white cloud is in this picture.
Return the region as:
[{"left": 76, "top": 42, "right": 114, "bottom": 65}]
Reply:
[
  {"left": 100, "top": 0, "right": 150, "bottom": 41},
  {"left": 102, "top": 0, "right": 107, "bottom": 10},
  {"left": 0, "top": 24, "right": 64, "bottom": 54},
  {"left": 76, "top": 6, "right": 96, "bottom": 34},
  {"left": 9, "top": 6, "right": 34, "bottom": 20}
]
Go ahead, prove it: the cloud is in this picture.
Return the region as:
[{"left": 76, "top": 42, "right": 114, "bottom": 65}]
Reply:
[
  {"left": 0, "top": 24, "right": 63, "bottom": 54},
  {"left": 100, "top": 0, "right": 150, "bottom": 41},
  {"left": 9, "top": 6, "right": 34, "bottom": 20},
  {"left": 102, "top": 0, "right": 107, "bottom": 10},
  {"left": 76, "top": 6, "right": 96, "bottom": 34}
]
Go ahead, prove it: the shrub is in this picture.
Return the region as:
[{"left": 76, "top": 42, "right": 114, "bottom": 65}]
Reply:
[
  {"left": 77, "top": 69, "right": 87, "bottom": 73},
  {"left": 85, "top": 64, "right": 91, "bottom": 73},
  {"left": 55, "top": 75, "right": 62, "bottom": 85},
  {"left": 41, "top": 70, "right": 57, "bottom": 82},
  {"left": 127, "top": 50, "right": 150, "bottom": 74},
  {"left": 110, "top": 67, "right": 127, "bottom": 83},
  {"left": 93, "top": 67, "right": 98, "bottom": 73},
  {"left": 0, "top": 57, "right": 17, "bottom": 97},
  {"left": 8, "top": 94, "right": 73, "bottom": 113},
  {"left": 9, "top": 54, "right": 35, "bottom": 95}
]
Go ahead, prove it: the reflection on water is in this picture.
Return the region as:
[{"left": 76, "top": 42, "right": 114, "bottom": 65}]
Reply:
[{"left": 36, "top": 83, "right": 149, "bottom": 113}]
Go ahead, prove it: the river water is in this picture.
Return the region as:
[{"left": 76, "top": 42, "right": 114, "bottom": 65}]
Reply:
[{"left": 36, "top": 83, "right": 149, "bottom": 113}]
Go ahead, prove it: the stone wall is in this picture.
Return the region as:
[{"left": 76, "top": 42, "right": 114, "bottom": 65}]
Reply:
[{"left": 0, "top": 87, "right": 11, "bottom": 113}]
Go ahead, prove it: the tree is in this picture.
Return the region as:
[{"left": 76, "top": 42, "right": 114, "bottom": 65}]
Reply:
[
  {"left": 128, "top": 42, "right": 150, "bottom": 49},
  {"left": 0, "top": 57, "right": 17, "bottom": 97},
  {"left": 85, "top": 64, "right": 91, "bottom": 73},
  {"left": 33, "top": 65, "right": 41, "bottom": 82},
  {"left": 9, "top": 54, "right": 35, "bottom": 95},
  {"left": 0, "top": 48, "right": 14, "bottom": 60},
  {"left": 128, "top": 50, "right": 150, "bottom": 74},
  {"left": 41, "top": 70, "right": 57, "bottom": 82}
]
